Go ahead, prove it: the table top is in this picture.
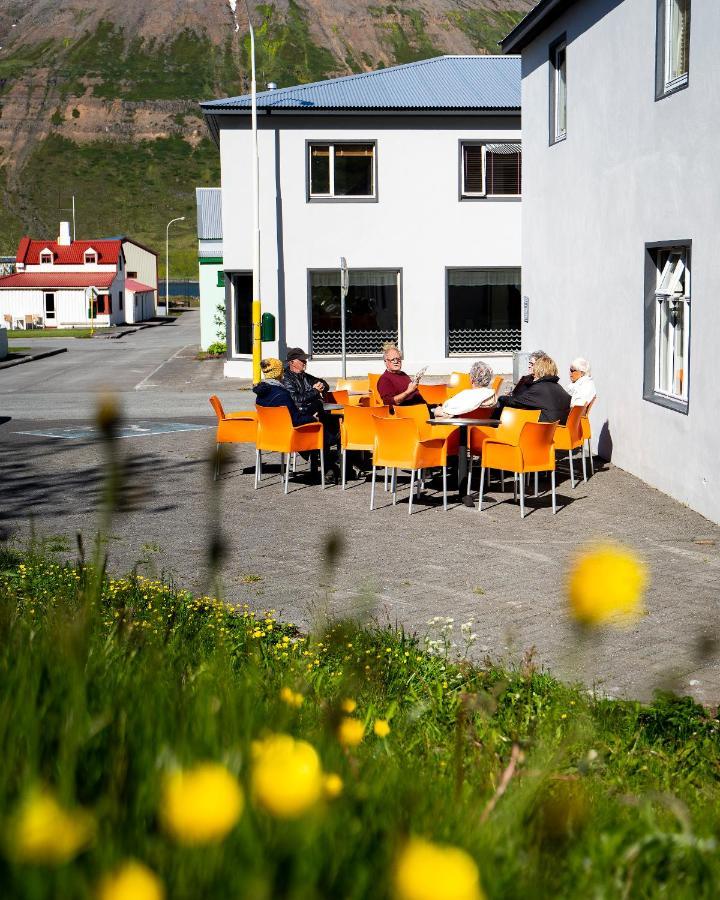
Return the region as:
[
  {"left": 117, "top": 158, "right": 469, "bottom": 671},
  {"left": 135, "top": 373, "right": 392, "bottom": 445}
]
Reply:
[
  {"left": 347, "top": 390, "right": 370, "bottom": 396},
  {"left": 323, "top": 403, "right": 344, "bottom": 411},
  {"left": 426, "top": 417, "right": 501, "bottom": 427}
]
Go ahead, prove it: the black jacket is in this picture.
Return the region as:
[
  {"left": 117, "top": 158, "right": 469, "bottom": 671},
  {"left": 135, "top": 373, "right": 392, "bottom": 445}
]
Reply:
[
  {"left": 253, "top": 379, "right": 316, "bottom": 427},
  {"left": 282, "top": 366, "right": 328, "bottom": 418},
  {"left": 497, "top": 375, "right": 571, "bottom": 424}
]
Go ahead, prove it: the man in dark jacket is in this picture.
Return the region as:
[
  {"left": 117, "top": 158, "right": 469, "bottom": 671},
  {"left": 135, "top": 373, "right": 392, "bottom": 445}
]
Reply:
[
  {"left": 253, "top": 357, "right": 316, "bottom": 427},
  {"left": 496, "top": 356, "right": 571, "bottom": 424},
  {"left": 282, "top": 347, "right": 329, "bottom": 419}
]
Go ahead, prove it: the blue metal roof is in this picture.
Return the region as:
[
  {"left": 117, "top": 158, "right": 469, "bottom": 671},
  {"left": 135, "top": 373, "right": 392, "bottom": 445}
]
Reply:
[{"left": 201, "top": 56, "right": 520, "bottom": 138}]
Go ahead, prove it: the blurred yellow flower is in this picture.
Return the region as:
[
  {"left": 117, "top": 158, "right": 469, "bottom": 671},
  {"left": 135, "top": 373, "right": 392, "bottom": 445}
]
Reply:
[
  {"left": 10, "top": 788, "right": 94, "bottom": 864},
  {"left": 280, "top": 686, "right": 304, "bottom": 708},
  {"left": 98, "top": 861, "right": 165, "bottom": 900},
  {"left": 160, "top": 763, "right": 243, "bottom": 845},
  {"left": 568, "top": 543, "right": 648, "bottom": 627},
  {"left": 338, "top": 717, "right": 365, "bottom": 747},
  {"left": 340, "top": 698, "right": 357, "bottom": 713},
  {"left": 252, "top": 734, "right": 322, "bottom": 818},
  {"left": 374, "top": 719, "right": 391, "bottom": 738},
  {"left": 323, "top": 773, "right": 344, "bottom": 799},
  {"left": 395, "top": 838, "right": 485, "bottom": 900}
]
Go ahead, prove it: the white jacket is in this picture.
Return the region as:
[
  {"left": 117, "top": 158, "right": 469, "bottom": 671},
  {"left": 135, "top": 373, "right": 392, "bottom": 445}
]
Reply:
[
  {"left": 437, "top": 386, "right": 496, "bottom": 417},
  {"left": 567, "top": 374, "right": 596, "bottom": 407}
]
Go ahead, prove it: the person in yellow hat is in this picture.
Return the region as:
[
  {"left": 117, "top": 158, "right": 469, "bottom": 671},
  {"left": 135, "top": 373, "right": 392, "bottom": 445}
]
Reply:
[{"left": 253, "top": 357, "right": 317, "bottom": 426}]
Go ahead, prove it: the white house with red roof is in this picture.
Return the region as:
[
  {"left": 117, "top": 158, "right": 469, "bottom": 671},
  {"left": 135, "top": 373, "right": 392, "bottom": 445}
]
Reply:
[{"left": 0, "top": 223, "right": 157, "bottom": 329}]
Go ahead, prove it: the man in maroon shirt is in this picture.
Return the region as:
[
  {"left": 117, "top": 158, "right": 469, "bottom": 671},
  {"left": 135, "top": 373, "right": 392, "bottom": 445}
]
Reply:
[{"left": 377, "top": 346, "right": 427, "bottom": 407}]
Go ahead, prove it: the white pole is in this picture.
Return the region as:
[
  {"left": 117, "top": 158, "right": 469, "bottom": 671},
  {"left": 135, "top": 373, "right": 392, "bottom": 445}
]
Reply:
[
  {"left": 72, "top": 196, "right": 76, "bottom": 241},
  {"left": 340, "top": 256, "right": 348, "bottom": 379},
  {"left": 165, "top": 216, "right": 185, "bottom": 316},
  {"left": 243, "top": 0, "right": 261, "bottom": 383}
]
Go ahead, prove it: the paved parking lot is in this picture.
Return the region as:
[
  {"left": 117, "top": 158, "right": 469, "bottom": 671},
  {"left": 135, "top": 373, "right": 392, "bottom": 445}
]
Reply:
[{"left": 2, "top": 404, "right": 719, "bottom": 707}]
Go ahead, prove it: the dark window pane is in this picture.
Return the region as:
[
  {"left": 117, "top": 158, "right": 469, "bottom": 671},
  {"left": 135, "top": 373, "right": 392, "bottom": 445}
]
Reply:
[
  {"left": 310, "top": 146, "right": 330, "bottom": 194},
  {"left": 232, "top": 273, "right": 253, "bottom": 355},
  {"left": 447, "top": 269, "right": 521, "bottom": 353},
  {"left": 463, "top": 145, "right": 484, "bottom": 194},
  {"left": 311, "top": 270, "right": 397, "bottom": 354},
  {"left": 334, "top": 144, "right": 373, "bottom": 196},
  {"left": 486, "top": 151, "right": 521, "bottom": 195}
]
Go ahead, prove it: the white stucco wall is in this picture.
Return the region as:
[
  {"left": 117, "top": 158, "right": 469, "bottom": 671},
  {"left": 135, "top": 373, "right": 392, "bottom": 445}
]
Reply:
[
  {"left": 219, "top": 113, "right": 522, "bottom": 378},
  {"left": 122, "top": 242, "right": 158, "bottom": 291},
  {"left": 199, "top": 258, "right": 225, "bottom": 350},
  {"left": 519, "top": 0, "right": 720, "bottom": 523}
]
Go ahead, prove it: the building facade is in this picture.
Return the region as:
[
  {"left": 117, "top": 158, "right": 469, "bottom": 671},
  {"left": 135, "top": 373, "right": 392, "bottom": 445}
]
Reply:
[
  {"left": 502, "top": 0, "right": 719, "bottom": 523},
  {"left": 196, "top": 187, "right": 225, "bottom": 351},
  {"left": 201, "top": 56, "right": 522, "bottom": 379}
]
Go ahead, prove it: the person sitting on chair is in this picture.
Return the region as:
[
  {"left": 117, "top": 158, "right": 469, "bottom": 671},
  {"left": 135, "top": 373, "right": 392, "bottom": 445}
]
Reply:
[
  {"left": 511, "top": 349, "right": 548, "bottom": 398},
  {"left": 495, "top": 355, "right": 571, "bottom": 424},
  {"left": 433, "top": 361, "right": 496, "bottom": 418},
  {"left": 253, "top": 358, "right": 316, "bottom": 426},
  {"left": 377, "top": 343, "right": 427, "bottom": 407},
  {"left": 567, "top": 357, "right": 596, "bottom": 407},
  {"left": 282, "top": 347, "right": 328, "bottom": 419}
]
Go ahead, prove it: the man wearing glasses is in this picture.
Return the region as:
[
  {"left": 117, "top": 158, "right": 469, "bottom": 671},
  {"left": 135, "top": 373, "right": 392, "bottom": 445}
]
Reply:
[{"left": 377, "top": 344, "right": 427, "bottom": 407}]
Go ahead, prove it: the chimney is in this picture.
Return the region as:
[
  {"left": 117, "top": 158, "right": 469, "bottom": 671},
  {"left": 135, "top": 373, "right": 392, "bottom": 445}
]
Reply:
[{"left": 58, "top": 221, "right": 71, "bottom": 246}]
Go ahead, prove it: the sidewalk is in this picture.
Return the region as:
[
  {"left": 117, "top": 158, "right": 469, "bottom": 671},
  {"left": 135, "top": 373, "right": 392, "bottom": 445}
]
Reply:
[{"left": 2, "top": 415, "right": 719, "bottom": 707}]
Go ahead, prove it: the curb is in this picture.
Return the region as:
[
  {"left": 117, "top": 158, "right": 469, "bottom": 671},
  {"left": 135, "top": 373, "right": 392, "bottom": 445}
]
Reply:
[{"left": 0, "top": 347, "right": 68, "bottom": 370}]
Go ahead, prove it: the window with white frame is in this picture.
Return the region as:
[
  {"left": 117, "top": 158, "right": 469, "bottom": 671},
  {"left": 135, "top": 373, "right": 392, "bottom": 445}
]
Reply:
[
  {"left": 654, "top": 248, "right": 689, "bottom": 402},
  {"left": 308, "top": 143, "right": 376, "bottom": 199},
  {"left": 310, "top": 269, "right": 399, "bottom": 355},
  {"left": 461, "top": 143, "right": 521, "bottom": 198},
  {"left": 657, "top": 0, "right": 690, "bottom": 97},
  {"left": 550, "top": 37, "right": 567, "bottom": 143},
  {"left": 40, "top": 251, "right": 53, "bottom": 265},
  {"left": 85, "top": 249, "right": 97, "bottom": 264}
]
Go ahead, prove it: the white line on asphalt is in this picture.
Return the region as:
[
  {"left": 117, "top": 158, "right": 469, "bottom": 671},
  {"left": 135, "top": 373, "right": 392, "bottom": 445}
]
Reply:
[{"left": 134, "top": 343, "right": 191, "bottom": 391}]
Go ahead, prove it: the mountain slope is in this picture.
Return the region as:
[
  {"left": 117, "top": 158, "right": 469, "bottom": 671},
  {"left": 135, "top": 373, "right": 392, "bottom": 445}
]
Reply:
[{"left": 0, "top": 0, "right": 531, "bottom": 274}]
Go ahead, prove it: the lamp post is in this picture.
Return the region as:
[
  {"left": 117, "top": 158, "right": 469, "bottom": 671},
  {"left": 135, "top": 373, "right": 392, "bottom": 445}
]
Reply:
[
  {"left": 165, "top": 216, "right": 185, "bottom": 316},
  {"left": 242, "top": 0, "right": 261, "bottom": 384}
]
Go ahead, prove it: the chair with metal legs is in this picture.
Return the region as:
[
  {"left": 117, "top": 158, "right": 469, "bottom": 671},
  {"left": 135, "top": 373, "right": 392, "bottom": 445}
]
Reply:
[
  {"left": 552, "top": 405, "right": 587, "bottom": 489},
  {"left": 255, "top": 406, "right": 325, "bottom": 494},
  {"left": 339, "top": 405, "right": 390, "bottom": 489},
  {"left": 581, "top": 397, "right": 596, "bottom": 476},
  {"left": 209, "top": 395, "right": 257, "bottom": 481}
]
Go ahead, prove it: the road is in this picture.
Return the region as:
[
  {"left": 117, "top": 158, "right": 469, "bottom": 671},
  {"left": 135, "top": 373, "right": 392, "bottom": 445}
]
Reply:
[{"left": 1, "top": 311, "right": 254, "bottom": 420}]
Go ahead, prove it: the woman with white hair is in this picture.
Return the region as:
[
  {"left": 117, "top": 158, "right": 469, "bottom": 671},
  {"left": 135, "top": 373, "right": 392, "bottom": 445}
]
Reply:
[
  {"left": 434, "top": 360, "right": 496, "bottom": 418},
  {"left": 567, "top": 357, "right": 596, "bottom": 407}
]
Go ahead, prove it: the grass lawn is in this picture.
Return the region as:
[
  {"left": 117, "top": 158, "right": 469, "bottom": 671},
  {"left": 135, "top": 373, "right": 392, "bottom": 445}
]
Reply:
[
  {"left": 0, "top": 544, "right": 718, "bottom": 899},
  {"left": 7, "top": 328, "right": 93, "bottom": 339}
]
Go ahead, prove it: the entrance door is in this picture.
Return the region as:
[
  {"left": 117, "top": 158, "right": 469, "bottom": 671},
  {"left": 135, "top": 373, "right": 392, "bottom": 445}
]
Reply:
[
  {"left": 231, "top": 273, "right": 253, "bottom": 355},
  {"left": 44, "top": 293, "right": 56, "bottom": 325}
]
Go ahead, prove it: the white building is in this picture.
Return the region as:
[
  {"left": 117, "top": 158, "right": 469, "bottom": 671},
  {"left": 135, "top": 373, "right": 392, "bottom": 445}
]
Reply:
[
  {"left": 502, "top": 0, "right": 719, "bottom": 524},
  {"left": 201, "top": 55, "right": 522, "bottom": 379},
  {"left": 196, "top": 187, "right": 224, "bottom": 351},
  {"left": 0, "top": 224, "right": 158, "bottom": 328}
]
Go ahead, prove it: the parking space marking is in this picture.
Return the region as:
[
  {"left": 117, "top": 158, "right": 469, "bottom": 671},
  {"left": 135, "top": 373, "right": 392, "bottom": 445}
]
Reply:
[{"left": 16, "top": 422, "right": 212, "bottom": 440}]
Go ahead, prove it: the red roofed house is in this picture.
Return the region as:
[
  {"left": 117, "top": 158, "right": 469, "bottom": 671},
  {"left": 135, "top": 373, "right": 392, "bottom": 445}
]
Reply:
[{"left": 0, "top": 223, "right": 157, "bottom": 329}]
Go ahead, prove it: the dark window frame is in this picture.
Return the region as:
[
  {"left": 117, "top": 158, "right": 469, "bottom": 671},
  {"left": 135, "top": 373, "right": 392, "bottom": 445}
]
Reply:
[
  {"left": 305, "top": 139, "right": 378, "bottom": 203},
  {"left": 444, "top": 266, "right": 522, "bottom": 357},
  {"left": 643, "top": 239, "right": 691, "bottom": 414}
]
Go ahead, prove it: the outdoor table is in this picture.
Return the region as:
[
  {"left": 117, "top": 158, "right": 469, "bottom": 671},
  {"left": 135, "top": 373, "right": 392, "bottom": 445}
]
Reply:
[
  {"left": 347, "top": 390, "right": 370, "bottom": 396},
  {"left": 426, "top": 417, "right": 500, "bottom": 505},
  {"left": 323, "top": 403, "right": 344, "bottom": 412}
]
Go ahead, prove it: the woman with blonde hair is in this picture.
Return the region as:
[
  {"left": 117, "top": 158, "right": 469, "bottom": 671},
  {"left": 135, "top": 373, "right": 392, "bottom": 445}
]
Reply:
[{"left": 495, "top": 355, "right": 571, "bottom": 423}]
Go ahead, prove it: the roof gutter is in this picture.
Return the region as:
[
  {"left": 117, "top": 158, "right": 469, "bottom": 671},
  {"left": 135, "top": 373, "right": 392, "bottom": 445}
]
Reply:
[{"left": 501, "top": 0, "right": 579, "bottom": 54}]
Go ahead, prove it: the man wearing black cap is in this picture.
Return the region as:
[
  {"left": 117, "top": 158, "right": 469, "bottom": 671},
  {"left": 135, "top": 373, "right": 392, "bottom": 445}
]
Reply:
[{"left": 283, "top": 347, "right": 339, "bottom": 481}]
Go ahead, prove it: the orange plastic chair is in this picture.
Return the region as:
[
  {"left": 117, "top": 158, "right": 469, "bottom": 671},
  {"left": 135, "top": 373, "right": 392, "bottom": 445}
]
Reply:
[
  {"left": 418, "top": 383, "right": 449, "bottom": 405},
  {"left": 339, "top": 405, "right": 390, "bottom": 489},
  {"left": 368, "top": 373, "right": 384, "bottom": 406},
  {"left": 477, "top": 422, "right": 558, "bottom": 517},
  {"left": 393, "top": 404, "right": 459, "bottom": 457},
  {"left": 468, "top": 408, "right": 541, "bottom": 495},
  {"left": 209, "top": 395, "right": 257, "bottom": 480},
  {"left": 255, "top": 406, "right": 325, "bottom": 493},
  {"left": 581, "top": 397, "right": 595, "bottom": 476},
  {"left": 336, "top": 378, "right": 370, "bottom": 406},
  {"left": 490, "top": 375, "right": 504, "bottom": 395},
  {"left": 325, "top": 389, "right": 350, "bottom": 405},
  {"left": 553, "top": 405, "right": 587, "bottom": 488},
  {"left": 447, "top": 371, "right": 472, "bottom": 397},
  {"left": 371, "top": 415, "right": 453, "bottom": 514}
]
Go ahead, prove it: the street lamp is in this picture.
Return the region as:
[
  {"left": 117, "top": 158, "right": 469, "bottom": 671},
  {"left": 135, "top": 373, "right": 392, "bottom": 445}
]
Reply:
[
  {"left": 165, "top": 216, "right": 185, "bottom": 316},
  {"left": 242, "top": 0, "right": 261, "bottom": 384}
]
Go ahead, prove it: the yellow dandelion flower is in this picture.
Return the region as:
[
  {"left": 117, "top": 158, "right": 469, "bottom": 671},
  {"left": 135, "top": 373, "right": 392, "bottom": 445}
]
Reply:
[
  {"left": 394, "top": 838, "right": 485, "bottom": 900},
  {"left": 10, "top": 788, "right": 94, "bottom": 864},
  {"left": 338, "top": 717, "right": 364, "bottom": 748},
  {"left": 567, "top": 543, "right": 648, "bottom": 627},
  {"left": 280, "top": 687, "right": 304, "bottom": 708},
  {"left": 252, "top": 734, "right": 323, "bottom": 818},
  {"left": 160, "top": 763, "right": 243, "bottom": 845},
  {"left": 340, "top": 698, "right": 357, "bottom": 714},
  {"left": 97, "top": 861, "right": 165, "bottom": 900},
  {"left": 323, "top": 773, "right": 344, "bottom": 799},
  {"left": 374, "top": 718, "right": 391, "bottom": 738}
]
